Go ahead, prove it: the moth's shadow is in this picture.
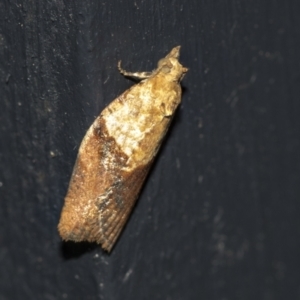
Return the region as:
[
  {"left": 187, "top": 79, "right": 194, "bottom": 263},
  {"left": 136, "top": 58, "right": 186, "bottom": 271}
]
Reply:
[{"left": 60, "top": 241, "right": 100, "bottom": 259}]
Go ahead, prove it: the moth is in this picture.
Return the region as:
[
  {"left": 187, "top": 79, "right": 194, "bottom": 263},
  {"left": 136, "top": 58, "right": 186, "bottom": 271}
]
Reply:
[{"left": 58, "top": 46, "right": 188, "bottom": 252}]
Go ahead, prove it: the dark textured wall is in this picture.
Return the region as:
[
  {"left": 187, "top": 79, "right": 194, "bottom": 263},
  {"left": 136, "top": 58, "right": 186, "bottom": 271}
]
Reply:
[{"left": 1, "top": 0, "right": 300, "bottom": 299}]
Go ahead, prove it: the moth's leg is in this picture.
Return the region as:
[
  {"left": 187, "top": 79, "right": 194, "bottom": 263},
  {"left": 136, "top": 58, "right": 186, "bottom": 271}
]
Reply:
[{"left": 118, "top": 61, "right": 154, "bottom": 81}]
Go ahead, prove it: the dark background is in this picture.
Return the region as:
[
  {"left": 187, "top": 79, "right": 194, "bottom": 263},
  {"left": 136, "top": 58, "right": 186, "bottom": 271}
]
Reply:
[{"left": 1, "top": 0, "right": 300, "bottom": 299}]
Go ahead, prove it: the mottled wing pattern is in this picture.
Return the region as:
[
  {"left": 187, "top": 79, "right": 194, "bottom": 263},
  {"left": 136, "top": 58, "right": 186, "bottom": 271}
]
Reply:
[
  {"left": 96, "top": 160, "right": 152, "bottom": 251},
  {"left": 58, "top": 116, "right": 152, "bottom": 252}
]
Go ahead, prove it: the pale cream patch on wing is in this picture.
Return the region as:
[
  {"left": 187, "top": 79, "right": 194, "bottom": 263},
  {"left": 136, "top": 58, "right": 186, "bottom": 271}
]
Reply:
[{"left": 102, "top": 90, "right": 158, "bottom": 170}]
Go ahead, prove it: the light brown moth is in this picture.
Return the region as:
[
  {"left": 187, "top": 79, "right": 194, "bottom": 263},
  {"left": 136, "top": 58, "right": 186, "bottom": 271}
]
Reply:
[{"left": 58, "top": 46, "right": 188, "bottom": 252}]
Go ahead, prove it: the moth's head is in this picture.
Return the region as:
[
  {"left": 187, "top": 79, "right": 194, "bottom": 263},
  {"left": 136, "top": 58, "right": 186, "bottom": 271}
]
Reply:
[{"left": 157, "top": 46, "right": 188, "bottom": 82}]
